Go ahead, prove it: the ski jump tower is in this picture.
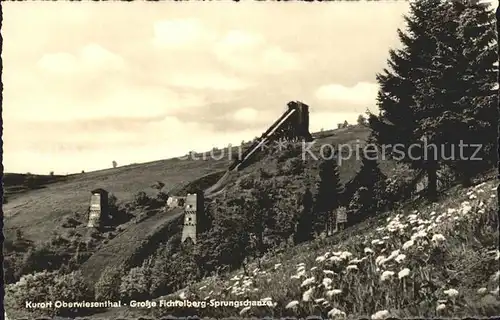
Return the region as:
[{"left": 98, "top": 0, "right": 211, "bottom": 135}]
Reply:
[
  {"left": 178, "top": 101, "right": 313, "bottom": 244},
  {"left": 180, "top": 192, "right": 204, "bottom": 244}
]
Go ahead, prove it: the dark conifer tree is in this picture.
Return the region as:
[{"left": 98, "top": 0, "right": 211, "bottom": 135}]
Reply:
[
  {"left": 294, "top": 188, "right": 314, "bottom": 244},
  {"left": 313, "top": 147, "right": 343, "bottom": 233},
  {"left": 369, "top": 0, "right": 497, "bottom": 200}
]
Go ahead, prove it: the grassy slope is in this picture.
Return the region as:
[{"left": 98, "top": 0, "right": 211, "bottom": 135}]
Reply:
[
  {"left": 2, "top": 173, "right": 69, "bottom": 200},
  {"left": 104, "top": 175, "right": 499, "bottom": 319},
  {"left": 3, "top": 125, "right": 376, "bottom": 287},
  {"left": 79, "top": 207, "right": 184, "bottom": 283},
  {"left": 3, "top": 156, "right": 231, "bottom": 242},
  {"left": 3, "top": 125, "right": 371, "bottom": 244}
]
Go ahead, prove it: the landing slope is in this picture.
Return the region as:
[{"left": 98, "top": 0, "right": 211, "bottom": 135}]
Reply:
[{"left": 80, "top": 207, "right": 184, "bottom": 283}]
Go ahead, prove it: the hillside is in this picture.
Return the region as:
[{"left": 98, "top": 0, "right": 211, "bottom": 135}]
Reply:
[
  {"left": 4, "top": 125, "right": 387, "bottom": 288},
  {"left": 3, "top": 121, "right": 497, "bottom": 320},
  {"left": 96, "top": 174, "right": 500, "bottom": 319},
  {"left": 3, "top": 125, "right": 371, "bottom": 244}
]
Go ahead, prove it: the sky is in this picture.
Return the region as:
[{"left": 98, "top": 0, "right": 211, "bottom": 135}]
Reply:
[{"left": 1, "top": 1, "right": 434, "bottom": 174}]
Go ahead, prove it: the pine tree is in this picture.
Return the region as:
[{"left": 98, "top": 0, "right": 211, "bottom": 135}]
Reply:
[
  {"left": 370, "top": 0, "right": 497, "bottom": 200},
  {"left": 294, "top": 188, "right": 314, "bottom": 244},
  {"left": 313, "top": 148, "right": 344, "bottom": 234},
  {"left": 422, "top": 1, "right": 498, "bottom": 185},
  {"left": 346, "top": 135, "right": 387, "bottom": 222}
]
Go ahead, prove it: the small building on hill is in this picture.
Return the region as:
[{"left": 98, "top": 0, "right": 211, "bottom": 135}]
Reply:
[
  {"left": 167, "top": 196, "right": 186, "bottom": 208},
  {"left": 87, "top": 188, "right": 109, "bottom": 228}
]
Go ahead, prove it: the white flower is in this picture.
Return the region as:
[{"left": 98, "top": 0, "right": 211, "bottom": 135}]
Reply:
[
  {"left": 322, "top": 277, "right": 333, "bottom": 288},
  {"left": 346, "top": 265, "right": 358, "bottom": 271},
  {"left": 323, "top": 269, "right": 335, "bottom": 276},
  {"left": 461, "top": 202, "right": 472, "bottom": 214},
  {"left": 431, "top": 233, "right": 446, "bottom": 243},
  {"left": 329, "top": 256, "right": 343, "bottom": 264},
  {"left": 315, "top": 298, "right": 326, "bottom": 303},
  {"left": 398, "top": 268, "right": 410, "bottom": 279},
  {"left": 375, "top": 255, "right": 387, "bottom": 266},
  {"left": 395, "top": 254, "right": 406, "bottom": 263},
  {"left": 310, "top": 266, "right": 318, "bottom": 271},
  {"left": 402, "top": 239, "right": 415, "bottom": 250},
  {"left": 411, "top": 230, "right": 427, "bottom": 240},
  {"left": 316, "top": 255, "right": 327, "bottom": 263},
  {"left": 443, "top": 288, "right": 459, "bottom": 298},
  {"left": 477, "top": 287, "right": 488, "bottom": 295},
  {"left": 328, "top": 307, "right": 346, "bottom": 318},
  {"left": 240, "top": 306, "right": 251, "bottom": 315},
  {"left": 387, "top": 249, "right": 400, "bottom": 260},
  {"left": 371, "top": 310, "right": 390, "bottom": 319},
  {"left": 274, "top": 263, "right": 282, "bottom": 270},
  {"left": 179, "top": 291, "right": 187, "bottom": 299},
  {"left": 436, "top": 303, "right": 446, "bottom": 311},
  {"left": 302, "top": 287, "right": 314, "bottom": 302},
  {"left": 301, "top": 276, "right": 316, "bottom": 287},
  {"left": 364, "top": 247, "right": 374, "bottom": 254},
  {"left": 285, "top": 300, "right": 299, "bottom": 309},
  {"left": 492, "top": 271, "right": 500, "bottom": 282},
  {"left": 380, "top": 270, "right": 394, "bottom": 282},
  {"left": 340, "top": 251, "right": 353, "bottom": 260},
  {"left": 447, "top": 208, "right": 456, "bottom": 214},
  {"left": 326, "top": 289, "right": 343, "bottom": 297}
]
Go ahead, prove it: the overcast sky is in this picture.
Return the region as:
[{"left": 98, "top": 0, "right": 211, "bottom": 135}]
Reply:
[{"left": 3, "top": 1, "right": 419, "bottom": 174}]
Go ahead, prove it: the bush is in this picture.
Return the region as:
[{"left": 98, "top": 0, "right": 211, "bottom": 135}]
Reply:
[
  {"left": 157, "top": 191, "right": 169, "bottom": 203},
  {"left": 6, "top": 270, "right": 94, "bottom": 317},
  {"left": 238, "top": 174, "right": 255, "bottom": 190},
  {"left": 120, "top": 266, "right": 151, "bottom": 301},
  {"left": 62, "top": 216, "right": 81, "bottom": 228},
  {"left": 95, "top": 266, "right": 123, "bottom": 301},
  {"left": 50, "top": 271, "right": 94, "bottom": 316},
  {"left": 279, "top": 158, "right": 304, "bottom": 176},
  {"left": 134, "top": 191, "right": 150, "bottom": 207},
  {"left": 6, "top": 271, "right": 55, "bottom": 311}
]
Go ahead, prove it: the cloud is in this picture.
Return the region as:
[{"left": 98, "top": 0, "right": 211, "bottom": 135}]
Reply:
[
  {"left": 37, "top": 43, "right": 124, "bottom": 74},
  {"left": 166, "top": 73, "right": 253, "bottom": 91},
  {"left": 213, "top": 30, "right": 300, "bottom": 74},
  {"left": 152, "top": 19, "right": 212, "bottom": 48},
  {"left": 232, "top": 107, "right": 259, "bottom": 123},
  {"left": 7, "top": 84, "right": 205, "bottom": 122},
  {"left": 314, "top": 82, "right": 379, "bottom": 105}
]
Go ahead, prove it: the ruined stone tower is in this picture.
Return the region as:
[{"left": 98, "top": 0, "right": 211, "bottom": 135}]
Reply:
[
  {"left": 87, "top": 188, "right": 109, "bottom": 228},
  {"left": 181, "top": 192, "right": 203, "bottom": 244}
]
